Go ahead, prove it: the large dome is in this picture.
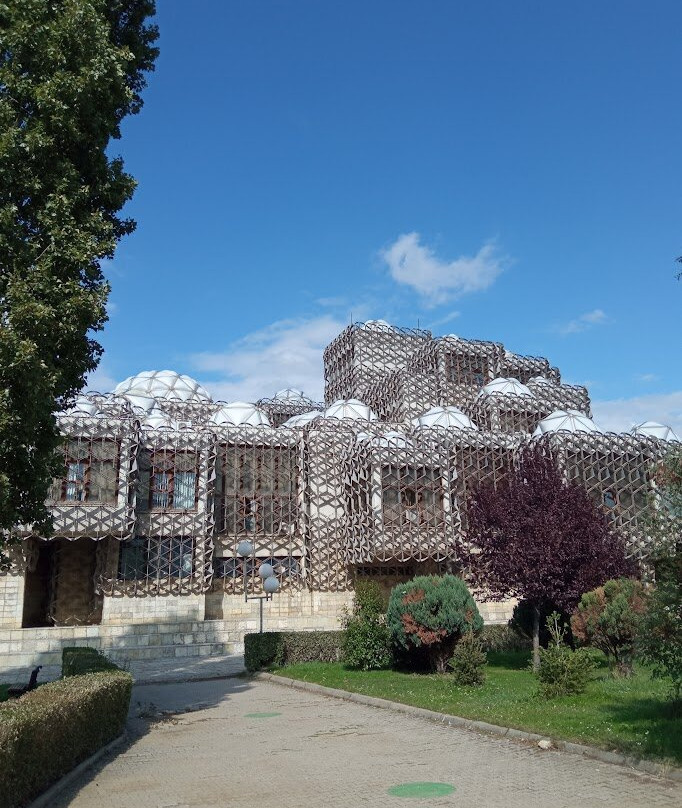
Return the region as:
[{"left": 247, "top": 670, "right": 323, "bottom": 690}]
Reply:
[
  {"left": 533, "top": 410, "right": 601, "bottom": 436},
  {"left": 273, "top": 388, "right": 312, "bottom": 403},
  {"left": 412, "top": 406, "right": 477, "bottom": 430},
  {"left": 113, "top": 370, "right": 211, "bottom": 411},
  {"left": 282, "top": 410, "right": 324, "bottom": 427},
  {"left": 477, "top": 377, "right": 535, "bottom": 399},
  {"left": 210, "top": 402, "right": 271, "bottom": 427},
  {"left": 324, "top": 399, "right": 377, "bottom": 421}
]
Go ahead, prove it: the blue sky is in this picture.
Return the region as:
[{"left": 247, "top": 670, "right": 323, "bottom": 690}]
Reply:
[{"left": 90, "top": 1, "right": 682, "bottom": 433}]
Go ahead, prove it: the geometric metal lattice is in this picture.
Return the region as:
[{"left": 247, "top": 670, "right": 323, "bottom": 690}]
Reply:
[{"left": 15, "top": 321, "right": 680, "bottom": 626}]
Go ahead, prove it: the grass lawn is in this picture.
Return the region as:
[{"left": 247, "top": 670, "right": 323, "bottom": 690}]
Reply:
[{"left": 273, "top": 652, "right": 681, "bottom": 765}]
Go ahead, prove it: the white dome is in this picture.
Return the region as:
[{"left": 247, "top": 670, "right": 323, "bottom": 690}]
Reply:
[
  {"left": 631, "top": 421, "right": 680, "bottom": 442},
  {"left": 368, "top": 430, "right": 412, "bottom": 449},
  {"left": 281, "top": 410, "right": 324, "bottom": 427},
  {"left": 210, "top": 402, "right": 271, "bottom": 427},
  {"left": 478, "top": 377, "right": 535, "bottom": 399},
  {"left": 323, "top": 399, "right": 377, "bottom": 421},
  {"left": 528, "top": 376, "right": 555, "bottom": 387},
  {"left": 65, "top": 395, "right": 101, "bottom": 416},
  {"left": 533, "top": 410, "right": 601, "bottom": 436},
  {"left": 361, "top": 319, "right": 392, "bottom": 331},
  {"left": 113, "top": 370, "right": 211, "bottom": 411},
  {"left": 141, "top": 406, "right": 179, "bottom": 431},
  {"left": 413, "top": 406, "right": 478, "bottom": 430},
  {"left": 274, "top": 388, "right": 310, "bottom": 403}
]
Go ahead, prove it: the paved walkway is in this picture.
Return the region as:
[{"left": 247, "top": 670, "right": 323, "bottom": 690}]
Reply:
[{"left": 53, "top": 677, "right": 681, "bottom": 808}]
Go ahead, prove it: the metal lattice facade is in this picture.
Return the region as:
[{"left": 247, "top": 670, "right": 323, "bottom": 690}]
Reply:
[{"left": 9, "top": 321, "right": 679, "bottom": 626}]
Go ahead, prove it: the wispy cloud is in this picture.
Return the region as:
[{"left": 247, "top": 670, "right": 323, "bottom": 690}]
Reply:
[
  {"left": 592, "top": 390, "right": 682, "bottom": 435},
  {"left": 556, "top": 308, "right": 608, "bottom": 336},
  {"left": 427, "top": 310, "right": 461, "bottom": 330},
  {"left": 380, "top": 232, "right": 506, "bottom": 307},
  {"left": 635, "top": 373, "right": 659, "bottom": 383},
  {"left": 190, "top": 315, "right": 347, "bottom": 402}
]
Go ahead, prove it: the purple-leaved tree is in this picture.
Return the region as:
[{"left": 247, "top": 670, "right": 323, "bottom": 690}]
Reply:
[{"left": 465, "top": 444, "right": 637, "bottom": 668}]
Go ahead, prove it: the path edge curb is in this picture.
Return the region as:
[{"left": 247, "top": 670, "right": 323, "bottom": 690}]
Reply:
[
  {"left": 27, "top": 732, "right": 127, "bottom": 808},
  {"left": 257, "top": 672, "right": 682, "bottom": 784}
]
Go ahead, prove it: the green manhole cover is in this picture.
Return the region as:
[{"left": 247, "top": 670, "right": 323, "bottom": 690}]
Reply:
[
  {"left": 244, "top": 711, "right": 282, "bottom": 718},
  {"left": 387, "top": 782, "right": 456, "bottom": 798}
]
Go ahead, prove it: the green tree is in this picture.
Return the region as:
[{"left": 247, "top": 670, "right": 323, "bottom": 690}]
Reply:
[
  {"left": 0, "top": 1, "right": 158, "bottom": 559},
  {"left": 386, "top": 574, "right": 483, "bottom": 673},
  {"left": 342, "top": 580, "right": 392, "bottom": 671},
  {"left": 638, "top": 449, "right": 682, "bottom": 702},
  {"left": 571, "top": 578, "right": 647, "bottom": 677}
]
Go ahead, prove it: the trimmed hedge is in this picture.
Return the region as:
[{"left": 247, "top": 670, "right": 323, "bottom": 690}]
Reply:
[
  {"left": 0, "top": 670, "right": 133, "bottom": 808},
  {"left": 62, "top": 646, "right": 119, "bottom": 677},
  {"left": 244, "top": 631, "right": 344, "bottom": 672}
]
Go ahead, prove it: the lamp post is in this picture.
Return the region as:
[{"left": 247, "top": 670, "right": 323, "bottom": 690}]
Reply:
[{"left": 236, "top": 540, "right": 280, "bottom": 633}]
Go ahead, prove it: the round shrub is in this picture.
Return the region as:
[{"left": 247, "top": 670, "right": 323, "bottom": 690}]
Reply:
[
  {"left": 571, "top": 578, "right": 647, "bottom": 677},
  {"left": 386, "top": 575, "right": 483, "bottom": 672}
]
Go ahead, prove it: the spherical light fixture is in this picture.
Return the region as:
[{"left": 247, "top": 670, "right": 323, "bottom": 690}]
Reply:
[
  {"left": 236, "top": 540, "right": 254, "bottom": 558},
  {"left": 263, "top": 576, "right": 280, "bottom": 594},
  {"left": 258, "top": 562, "right": 274, "bottom": 579}
]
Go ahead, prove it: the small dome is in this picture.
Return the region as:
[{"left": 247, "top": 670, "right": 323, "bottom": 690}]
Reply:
[
  {"left": 413, "top": 406, "right": 477, "bottom": 430},
  {"left": 324, "top": 399, "right": 377, "bottom": 421},
  {"left": 533, "top": 410, "right": 601, "bottom": 436},
  {"left": 528, "top": 376, "right": 554, "bottom": 387},
  {"left": 141, "top": 406, "right": 179, "bottom": 431},
  {"left": 631, "top": 421, "right": 680, "bottom": 442},
  {"left": 65, "top": 395, "right": 101, "bottom": 416},
  {"left": 274, "top": 388, "right": 310, "bottom": 403},
  {"left": 210, "top": 402, "right": 271, "bottom": 427},
  {"left": 281, "top": 410, "right": 324, "bottom": 427},
  {"left": 477, "top": 377, "right": 535, "bottom": 399},
  {"left": 114, "top": 370, "right": 211, "bottom": 411},
  {"left": 368, "top": 430, "right": 412, "bottom": 449},
  {"left": 441, "top": 334, "right": 460, "bottom": 340},
  {"left": 361, "top": 319, "right": 392, "bottom": 331}
]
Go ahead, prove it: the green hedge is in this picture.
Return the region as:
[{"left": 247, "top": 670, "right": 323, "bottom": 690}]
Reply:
[
  {"left": 244, "top": 631, "right": 344, "bottom": 672},
  {"left": 62, "top": 646, "right": 120, "bottom": 677},
  {"left": 0, "top": 670, "right": 133, "bottom": 808},
  {"left": 480, "top": 624, "right": 531, "bottom": 653}
]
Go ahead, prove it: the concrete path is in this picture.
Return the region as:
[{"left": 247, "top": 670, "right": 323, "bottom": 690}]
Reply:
[{"left": 52, "top": 677, "right": 681, "bottom": 808}]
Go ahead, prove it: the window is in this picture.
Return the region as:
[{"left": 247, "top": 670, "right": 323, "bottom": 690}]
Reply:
[
  {"left": 213, "top": 555, "right": 300, "bottom": 579},
  {"left": 603, "top": 490, "right": 617, "bottom": 509},
  {"left": 118, "top": 536, "right": 194, "bottom": 580},
  {"left": 50, "top": 439, "right": 118, "bottom": 504},
  {"left": 221, "top": 446, "right": 296, "bottom": 534},
  {"left": 137, "top": 450, "right": 198, "bottom": 510},
  {"left": 445, "top": 353, "right": 489, "bottom": 387},
  {"left": 381, "top": 466, "right": 442, "bottom": 526}
]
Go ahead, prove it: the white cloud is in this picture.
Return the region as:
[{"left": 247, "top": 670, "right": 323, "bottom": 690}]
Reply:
[
  {"left": 190, "top": 315, "right": 347, "bottom": 403},
  {"left": 557, "top": 308, "right": 608, "bottom": 335},
  {"left": 635, "top": 373, "right": 659, "bottom": 383},
  {"left": 381, "top": 233, "right": 505, "bottom": 306},
  {"left": 592, "top": 391, "right": 682, "bottom": 435},
  {"left": 427, "top": 310, "right": 461, "bottom": 330},
  {"left": 85, "top": 365, "right": 118, "bottom": 393}
]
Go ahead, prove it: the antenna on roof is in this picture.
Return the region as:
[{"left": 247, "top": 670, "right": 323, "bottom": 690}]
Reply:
[
  {"left": 417, "top": 318, "right": 420, "bottom": 330},
  {"left": 350, "top": 311, "right": 353, "bottom": 325}
]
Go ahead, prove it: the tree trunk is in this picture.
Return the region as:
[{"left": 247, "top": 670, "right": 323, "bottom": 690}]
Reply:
[{"left": 532, "top": 604, "right": 541, "bottom": 671}]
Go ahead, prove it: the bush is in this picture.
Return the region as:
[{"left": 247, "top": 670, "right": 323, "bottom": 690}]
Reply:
[
  {"left": 535, "top": 612, "right": 594, "bottom": 698},
  {"left": 571, "top": 578, "right": 647, "bottom": 677},
  {"left": 342, "top": 581, "right": 392, "bottom": 670},
  {"left": 479, "top": 624, "right": 530, "bottom": 653},
  {"left": 244, "top": 631, "right": 344, "bottom": 672},
  {"left": 449, "top": 632, "right": 487, "bottom": 686},
  {"left": 386, "top": 575, "right": 483, "bottom": 673},
  {"left": 510, "top": 600, "right": 574, "bottom": 648},
  {"left": 0, "top": 670, "right": 132, "bottom": 808},
  {"left": 62, "top": 646, "right": 120, "bottom": 677}
]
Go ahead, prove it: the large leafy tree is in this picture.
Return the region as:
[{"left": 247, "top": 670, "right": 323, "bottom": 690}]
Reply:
[
  {"left": 465, "top": 444, "right": 636, "bottom": 668},
  {"left": 0, "top": 1, "right": 158, "bottom": 556}
]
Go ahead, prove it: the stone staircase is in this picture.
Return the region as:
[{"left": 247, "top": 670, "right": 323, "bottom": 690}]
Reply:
[{"left": 0, "top": 619, "right": 245, "bottom": 684}]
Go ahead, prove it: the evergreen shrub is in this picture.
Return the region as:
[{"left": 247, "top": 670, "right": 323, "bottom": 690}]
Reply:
[
  {"left": 449, "top": 632, "right": 487, "bottom": 686},
  {"left": 535, "top": 613, "right": 594, "bottom": 698},
  {"left": 342, "top": 581, "right": 392, "bottom": 670},
  {"left": 386, "top": 575, "right": 483, "bottom": 672}
]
